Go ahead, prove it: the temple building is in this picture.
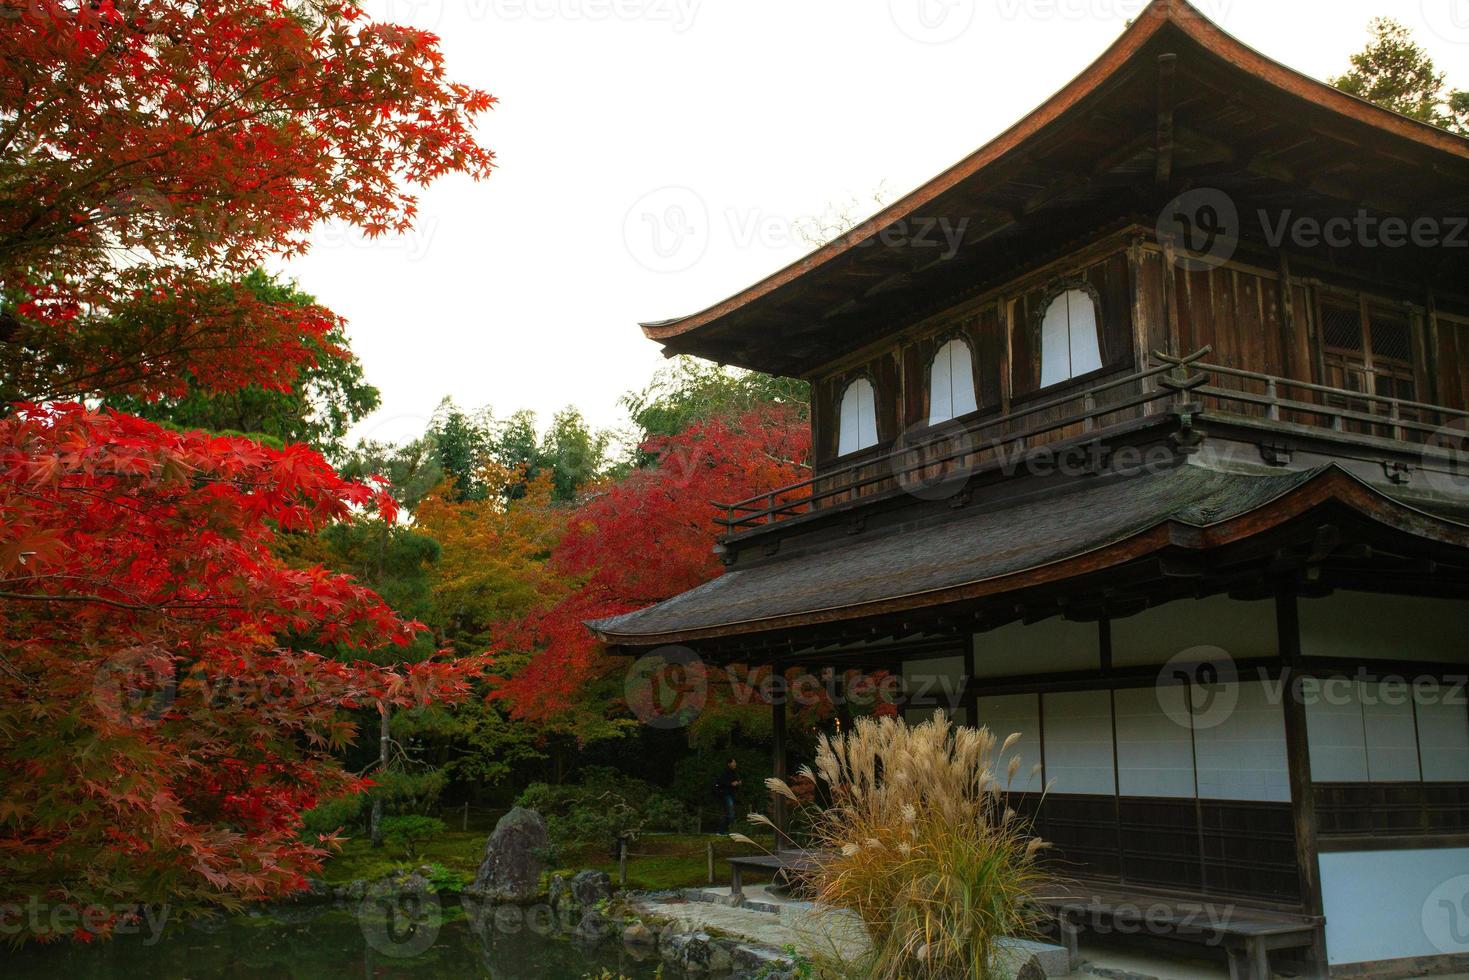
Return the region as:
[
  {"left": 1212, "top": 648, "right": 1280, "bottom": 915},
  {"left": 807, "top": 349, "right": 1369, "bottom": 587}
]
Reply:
[{"left": 592, "top": 1, "right": 1469, "bottom": 974}]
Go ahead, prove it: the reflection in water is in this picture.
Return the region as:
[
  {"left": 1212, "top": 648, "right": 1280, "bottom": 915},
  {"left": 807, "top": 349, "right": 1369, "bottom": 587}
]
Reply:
[{"left": 7, "top": 899, "right": 679, "bottom": 979}]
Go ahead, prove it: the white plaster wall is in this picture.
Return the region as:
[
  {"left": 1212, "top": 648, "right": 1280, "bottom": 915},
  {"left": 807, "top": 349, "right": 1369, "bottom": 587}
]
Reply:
[
  {"left": 973, "top": 617, "right": 1100, "bottom": 678},
  {"left": 1110, "top": 593, "right": 1278, "bottom": 667},
  {"left": 1300, "top": 592, "right": 1469, "bottom": 662},
  {"left": 1320, "top": 849, "right": 1469, "bottom": 965}
]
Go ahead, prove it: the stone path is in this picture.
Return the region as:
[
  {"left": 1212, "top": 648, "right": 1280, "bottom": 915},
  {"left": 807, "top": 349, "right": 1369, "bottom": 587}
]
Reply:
[
  {"left": 633, "top": 885, "right": 868, "bottom": 963},
  {"left": 631, "top": 885, "right": 1071, "bottom": 978}
]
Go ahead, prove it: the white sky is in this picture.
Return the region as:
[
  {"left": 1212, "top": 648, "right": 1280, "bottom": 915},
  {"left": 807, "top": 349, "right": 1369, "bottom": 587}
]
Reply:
[{"left": 271, "top": 0, "right": 1469, "bottom": 446}]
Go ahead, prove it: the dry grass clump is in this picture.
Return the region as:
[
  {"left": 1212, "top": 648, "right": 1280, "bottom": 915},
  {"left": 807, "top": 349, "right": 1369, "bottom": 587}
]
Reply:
[{"left": 745, "top": 711, "right": 1049, "bottom": 979}]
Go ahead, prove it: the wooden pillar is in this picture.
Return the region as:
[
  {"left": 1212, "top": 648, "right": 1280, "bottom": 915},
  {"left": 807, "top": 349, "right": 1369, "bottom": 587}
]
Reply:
[
  {"left": 771, "top": 669, "right": 789, "bottom": 847},
  {"left": 1277, "top": 589, "right": 1329, "bottom": 975}
]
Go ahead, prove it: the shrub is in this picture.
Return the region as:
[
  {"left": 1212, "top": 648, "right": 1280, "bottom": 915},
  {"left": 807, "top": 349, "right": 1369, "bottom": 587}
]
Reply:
[
  {"left": 516, "top": 767, "right": 689, "bottom": 848},
  {"left": 298, "top": 767, "right": 448, "bottom": 841},
  {"left": 299, "top": 791, "right": 368, "bottom": 839},
  {"left": 754, "top": 712, "right": 1049, "bottom": 980},
  {"left": 379, "top": 815, "right": 446, "bottom": 861}
]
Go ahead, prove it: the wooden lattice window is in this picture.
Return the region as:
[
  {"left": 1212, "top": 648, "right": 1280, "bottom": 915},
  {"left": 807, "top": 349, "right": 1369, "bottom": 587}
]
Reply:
[{"left": 1319, "top": 297, "right": 1419, "bottom": 435}]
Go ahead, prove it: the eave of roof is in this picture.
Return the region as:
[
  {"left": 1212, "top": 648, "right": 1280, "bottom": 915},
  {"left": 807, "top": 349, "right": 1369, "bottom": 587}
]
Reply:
[
  {"left": 587, "top": 462, "right": 1469, "bottom": 647},
  {"left": 640, "top": 0, "right": 1469, "bottom": 354}
]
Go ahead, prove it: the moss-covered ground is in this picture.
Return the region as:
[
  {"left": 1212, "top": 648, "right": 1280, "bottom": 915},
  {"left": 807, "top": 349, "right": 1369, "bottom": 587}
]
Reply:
[{"left": 318, "top": 831, "right": 778, "bottom": 893}]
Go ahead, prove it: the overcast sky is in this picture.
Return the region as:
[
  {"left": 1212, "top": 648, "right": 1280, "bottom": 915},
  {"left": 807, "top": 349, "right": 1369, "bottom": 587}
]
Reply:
[{"left": 270, "top": 0, "right": 1469, "bottom": 447}]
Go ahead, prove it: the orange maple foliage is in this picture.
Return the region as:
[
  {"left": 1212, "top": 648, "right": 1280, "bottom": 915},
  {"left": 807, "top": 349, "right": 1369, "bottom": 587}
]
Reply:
[{"left": 490, "top": 404, "right": 811, "bottom": 728}]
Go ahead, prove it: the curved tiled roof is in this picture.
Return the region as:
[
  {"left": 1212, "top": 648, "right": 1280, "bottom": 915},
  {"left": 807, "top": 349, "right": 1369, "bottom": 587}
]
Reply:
[{"left": 589, "top": 461, "right": 1469, "bottom": 646}]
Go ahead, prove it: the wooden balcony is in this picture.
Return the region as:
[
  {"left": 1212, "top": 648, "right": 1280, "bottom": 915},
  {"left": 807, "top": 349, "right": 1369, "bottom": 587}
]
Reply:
[{"left": 713, "top": 348, "right": 1469, "bottom": 538}]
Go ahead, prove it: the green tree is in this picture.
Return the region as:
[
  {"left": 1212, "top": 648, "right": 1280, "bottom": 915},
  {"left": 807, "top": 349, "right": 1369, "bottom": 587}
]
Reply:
[
  {"left": 621, "top": 356, "right": 809, "bottom": 457},
  {"left": 107, "top": 271, "right": 381, "bottom": 459},
  {"left": 1332, "top": 18, "right": 1468, "bottom": 135},
  {"left": 538, "top": 407, "right": 612, "bottom": 501}
]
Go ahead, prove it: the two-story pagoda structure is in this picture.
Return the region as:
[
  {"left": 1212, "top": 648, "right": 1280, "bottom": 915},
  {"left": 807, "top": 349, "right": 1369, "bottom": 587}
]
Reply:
[{"left": 593, "top": 1, "right": 1469, "bottom": 974}]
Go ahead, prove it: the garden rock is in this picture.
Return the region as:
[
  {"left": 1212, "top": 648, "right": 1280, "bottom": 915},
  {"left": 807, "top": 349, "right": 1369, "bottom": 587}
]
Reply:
[
  {"left": 994, "top": 937, "right": 1071, "bottom": 978},
  {"left": 468, "top": 806, "right": 548, "bottom": 902},
  {"left": 622, "top": 921, "right": 657, "bottom": 948},
  {"left": 662, "top": 931, "right": 732, "bottom": 973},
  {"left": 731, "top": 943, "right": 795, "bottom": 978},
  {"left": 574, "top": 907, "right": 618, "bottom": 944},
  {"left": 571, "top": 869, "right": 612, "bottom": 907}
]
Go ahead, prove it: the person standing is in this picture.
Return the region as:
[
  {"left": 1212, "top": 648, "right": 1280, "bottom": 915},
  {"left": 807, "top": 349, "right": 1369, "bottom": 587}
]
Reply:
[{"left": 714, "top": 758, "right": 742, "bottom": 834}]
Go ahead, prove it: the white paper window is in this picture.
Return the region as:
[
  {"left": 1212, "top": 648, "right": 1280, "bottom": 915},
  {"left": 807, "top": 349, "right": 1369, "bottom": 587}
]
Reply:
[
  {"left": 1304, "top": 677, "right": 1370, "bottom": 782},
  {"left": 974, "top": 694, "right": 1042, "bottom": 793},
  {"left": 1041, "top": 690, "right": 1117, "bottom": 796},
  {"left": 1362, "top": 680, "right": 1421, "bottom": 782},
  {"left": 837, "top": 377, "right": 878, "bottom": 456},
  {"left": 1039, "top": 289, "right": 1103, "bottom": 388},
  {"left": 1192, "top": 681, "right": 1290, "bottom": 802},
  {"left": 928, "top": 339, "right": 979, "bottom": 425},
  {"left": 1114, "top": 687, "right": 1196, "bottom": 798},
  {"left": 1416, "top": 688, "right": 1469, "bottom": 782},
  {"left": 1306, "top": 679, "right": 1469, "bottom": 783}
]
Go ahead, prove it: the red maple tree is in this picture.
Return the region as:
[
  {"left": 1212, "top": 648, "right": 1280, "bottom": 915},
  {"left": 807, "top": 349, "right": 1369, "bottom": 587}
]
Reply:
[
  {"left": 491, "top": 405, "right": 811, "bottom": 728},
  {"left": 0, "top": 0, "right": 495, "bottom": 936},
  {"left": 0, "top": 405, "right": 487, "bottom": 935},
  {"left": 0, "top": 0, "right": 494, "bottom": 402}
]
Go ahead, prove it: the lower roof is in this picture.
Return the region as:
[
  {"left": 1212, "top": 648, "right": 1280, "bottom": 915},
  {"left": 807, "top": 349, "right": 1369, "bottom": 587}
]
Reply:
[{"left": 588, "top": 460, "right": 1469, "bottom": 647}]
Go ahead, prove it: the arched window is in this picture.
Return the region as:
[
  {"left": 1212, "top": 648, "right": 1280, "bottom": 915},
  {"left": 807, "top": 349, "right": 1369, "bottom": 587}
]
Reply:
[
  {"left": 837, "top": 377, "right": 878, "bottom": 456},
  {"left": 928, "top": 338, "right": 979, "bottom": 425},
  {"left": 1040, "top": 288, "right": 1103, "bottom": 388}
]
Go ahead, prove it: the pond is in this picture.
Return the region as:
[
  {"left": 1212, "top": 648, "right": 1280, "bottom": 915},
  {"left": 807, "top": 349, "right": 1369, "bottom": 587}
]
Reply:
[{"left": 7, "top": 898, "right": 684, "bottom": 979}]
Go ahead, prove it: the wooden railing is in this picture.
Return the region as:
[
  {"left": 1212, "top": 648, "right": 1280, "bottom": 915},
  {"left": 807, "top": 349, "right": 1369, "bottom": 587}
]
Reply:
[
  {"left": 714, "top": 349, "right": 1211, "bottom": 534},
  {"left": 715, "top": 348, "right": 1469, "bottom": 537},
  {"left": 1181, "top": 357, "right": 1469, "bottom": 444}
]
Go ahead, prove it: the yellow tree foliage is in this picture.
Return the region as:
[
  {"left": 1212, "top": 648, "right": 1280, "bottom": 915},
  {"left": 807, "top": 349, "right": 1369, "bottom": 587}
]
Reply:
[{"left": 415, "top": 464, "right": 571, "bottom": 651}]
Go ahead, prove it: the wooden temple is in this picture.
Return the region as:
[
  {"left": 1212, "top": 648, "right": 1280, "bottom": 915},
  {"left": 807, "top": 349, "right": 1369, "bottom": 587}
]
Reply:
[{"left": 593, "top": 1, "right": 1469, "bottom": 973}]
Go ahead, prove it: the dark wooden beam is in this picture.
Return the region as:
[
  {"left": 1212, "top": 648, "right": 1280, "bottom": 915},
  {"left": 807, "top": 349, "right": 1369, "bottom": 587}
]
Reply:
[
  {"left": 771, "top": 678, "right": 789, "bottom": 845},
  {"left": 1277, "top": 589, "right": 1329, "bottom": 976},
  {"left": 1155, "top": 53, "right": 1178, "bottom": 186}
]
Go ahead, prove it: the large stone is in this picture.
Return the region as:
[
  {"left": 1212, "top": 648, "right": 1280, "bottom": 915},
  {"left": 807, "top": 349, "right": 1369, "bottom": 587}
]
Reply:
[
  {"left": 571, "top": 869, "right": 613, "bottom": 907},
  {"left": 574, "top": 907, "right": 618, "bottom": 944},
  {"left": 662, "top": 931, "right": 732, "bottom": 974},
  {"left": 622, "top": 922, "right": 657, "bottom": 949},
  {"left": 468, "top": 806, "right": 548, "bottom": 903},
  {"left": 993, "top": 937, "right": 1071, "bottom": 979}
]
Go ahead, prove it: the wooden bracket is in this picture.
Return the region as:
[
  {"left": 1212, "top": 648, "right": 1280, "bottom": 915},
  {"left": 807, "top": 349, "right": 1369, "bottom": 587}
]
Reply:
[
  {"left": 1260, "top": 443, "right": 1294, "bottom": 467},
  {"left": 1382, "top": 461, "right": 1412, "bottom": 485}
]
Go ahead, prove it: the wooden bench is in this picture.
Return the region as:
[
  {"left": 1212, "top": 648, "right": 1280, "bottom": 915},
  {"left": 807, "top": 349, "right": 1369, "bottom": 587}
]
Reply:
[
  {"left": 1034, "top": 880, "right": 1325, "bottom": 980},
  {"left": 728, "top": 850, "right": 822, "bottom": 902}
]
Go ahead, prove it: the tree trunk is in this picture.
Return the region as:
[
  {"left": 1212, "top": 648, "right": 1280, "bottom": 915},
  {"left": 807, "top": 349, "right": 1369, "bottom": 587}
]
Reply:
[{"left": 369, "top": 703, "right": 390, "bottom": 848}]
